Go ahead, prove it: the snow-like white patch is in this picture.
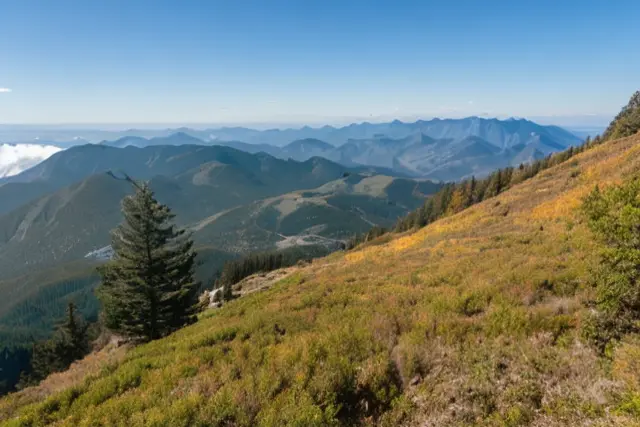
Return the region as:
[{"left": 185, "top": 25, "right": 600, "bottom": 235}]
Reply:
[
  {"left": 84, "top": 245, "right": 114, "bottom": 261},
  {"left": 0, "top": 143, "right": 62, "bottom": 178}
]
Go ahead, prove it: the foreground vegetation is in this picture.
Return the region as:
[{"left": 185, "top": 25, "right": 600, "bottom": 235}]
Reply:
[{"left": 2, "top": 125, "right": 640, "bottom": 424}]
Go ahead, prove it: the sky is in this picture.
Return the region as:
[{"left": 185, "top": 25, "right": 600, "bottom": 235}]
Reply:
[{"left": 0, "top": 0, "right": 639, "bottom": 127}]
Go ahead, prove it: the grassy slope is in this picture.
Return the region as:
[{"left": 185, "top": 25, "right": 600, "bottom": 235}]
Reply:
[{"left": 3, "top": 135, "right": 640, "bottom": 426}]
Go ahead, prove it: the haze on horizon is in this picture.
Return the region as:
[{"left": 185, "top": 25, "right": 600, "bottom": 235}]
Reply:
[{"left": 0, "top": 0, "right": 638, "bottom": 127}]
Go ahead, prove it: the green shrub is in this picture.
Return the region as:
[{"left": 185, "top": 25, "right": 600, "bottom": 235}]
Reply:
[{"left": 581, "top": 179, "right": 640, "bottom": 352}]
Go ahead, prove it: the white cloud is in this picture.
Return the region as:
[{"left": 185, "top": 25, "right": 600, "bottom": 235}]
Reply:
[
  {"left": 0, "top": 88, "right": 12, "bottom": 93},
  {"left": 0, "top": 143, "right": 62, "bottom": 178}
]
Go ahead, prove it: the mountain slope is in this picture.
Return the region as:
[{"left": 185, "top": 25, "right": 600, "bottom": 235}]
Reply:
[
  {"left": 193, "top": 175, "right": 441, "bottom": 253},
  {"left": 333, "top": 133, "right": 556, "bottom": 181},
  {"left": 0, "top": 152, "right": 367, "bottom": 281},
  {"left": 0, "top": 144, "right": 354, "bottom": 215},
  {"left": 211, "top": 121, "right": 577, "bottom": 181},
  {"left": 0, "top": 169, "right": 439, "bottom": 361},
  {"left": 0, "top": 170, "right": 437, "bottom": 284},
  {"left": 101, "top": 132, "right": 210, "bottom": 148},
  {"left": 280, "top": 138, "right": 334, "bottom": 161},
  {"left": 3, "top": 134, "right": 638, "bottom": 425}
]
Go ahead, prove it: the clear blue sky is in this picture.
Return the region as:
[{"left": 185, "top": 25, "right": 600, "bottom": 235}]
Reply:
[{"left": 0, "top": 0, "right": 638, "bottom": 126}]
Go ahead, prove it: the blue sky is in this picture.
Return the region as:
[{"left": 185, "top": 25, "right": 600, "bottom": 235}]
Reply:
[{"left": 0, "top": 0, "right": 638, "bottom": 126}]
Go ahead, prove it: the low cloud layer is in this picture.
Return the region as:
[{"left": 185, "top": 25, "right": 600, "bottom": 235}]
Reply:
[
  {"left": 0, "top": 143, "right": 62, "bottom": 178},
  {"left": 0, "top": 88, "right": 12, "bottom": 93}
]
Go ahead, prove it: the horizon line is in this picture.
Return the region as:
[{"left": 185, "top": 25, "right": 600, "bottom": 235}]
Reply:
[{"left": 0, "top": 114, "right": 613, "bottom": 131}]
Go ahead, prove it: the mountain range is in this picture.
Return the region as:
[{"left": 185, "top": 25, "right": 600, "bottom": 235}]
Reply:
[
  {"left": 92, "top": 118, "right": 582, "bottom": 180},
  {"left": 0, "top": 144, "right": 408, "bottom": 274},
  {"left": 0, "top": 118, "right": 582, "bottom": 185},
  {"left": 0, "top": 143, "right": 441, "bottom": 350}
]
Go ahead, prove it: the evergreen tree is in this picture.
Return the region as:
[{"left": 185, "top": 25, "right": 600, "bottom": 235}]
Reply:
[
  {"left": 98, "top": 181, "right": 199, "bottom": 342},
  {"left": 59, "top": 302, "right": 90, "bottom": 362},
  {"left": 484, "top": 170, "right": 503, "bottom": 198},
  {"left": 604, "top": 90, "right": 640, "bottom": 140},
  {"left": 467, "top": 177, "right": 477, "bottom": 206},
  {"left": 20, "top": 302, "right": 90, "bottom": 387}
]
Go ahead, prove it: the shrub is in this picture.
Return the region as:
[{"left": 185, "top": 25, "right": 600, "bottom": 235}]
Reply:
[{"left": 581, "top": 179, "right": 640, "bottom": 352}]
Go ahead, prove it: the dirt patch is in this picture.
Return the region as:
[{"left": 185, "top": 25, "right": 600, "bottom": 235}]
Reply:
[{"left": 234, "top": 267, "right": 298, "bottom": 296}]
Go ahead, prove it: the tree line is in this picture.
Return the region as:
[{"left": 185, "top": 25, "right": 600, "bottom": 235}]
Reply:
[{"left": 392, "top": 138, "right": 604, "bottom": 234}]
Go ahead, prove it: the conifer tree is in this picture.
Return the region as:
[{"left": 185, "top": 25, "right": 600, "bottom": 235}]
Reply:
[
  {"left": 467, "top": 177, "right": 477, "bottom": 206},
  {"left": 20, "top": 302, "right": 90, "bottom": 386},
  {"left": 59, "top": 302, "right": 90, "bottom": 362},
  {"left": 98, "top": 181, "right": 199, "bottom": 342},
  {"left": 484, "top": 170, "right": 503, "bottom": 198}
]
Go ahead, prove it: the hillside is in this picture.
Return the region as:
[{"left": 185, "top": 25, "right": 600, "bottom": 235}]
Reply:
[
  {"left": 193, "top": 175, "right": 441, "bottom": 252},
  {"left": 0, "top": 170, "right": 437, "bottom": 361},
  {"left": 0, "top": 169, "right": 433, "bottom": 282},
  {"left": 2, "top": 133, "right": 639, "bottom": 425},
  {"left": 0, "top": 151, "right": 348, "bottom": 280}
]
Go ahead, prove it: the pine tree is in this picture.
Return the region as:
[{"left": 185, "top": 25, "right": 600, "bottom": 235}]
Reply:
[
  {"left": 467, "top": 177, "right": 477, "bottom": 206},
  {"left": 484, "top": 170, "right": 503, "bottom": 198},
  {"left": 97, "top": 181, "right": 199, "bottom": 342},
  {"left": 20, "top": 302, "right": 90, "bottom": 387},
  {"left": 59, "top": 302, "right": 90, "bottom": 362}
]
